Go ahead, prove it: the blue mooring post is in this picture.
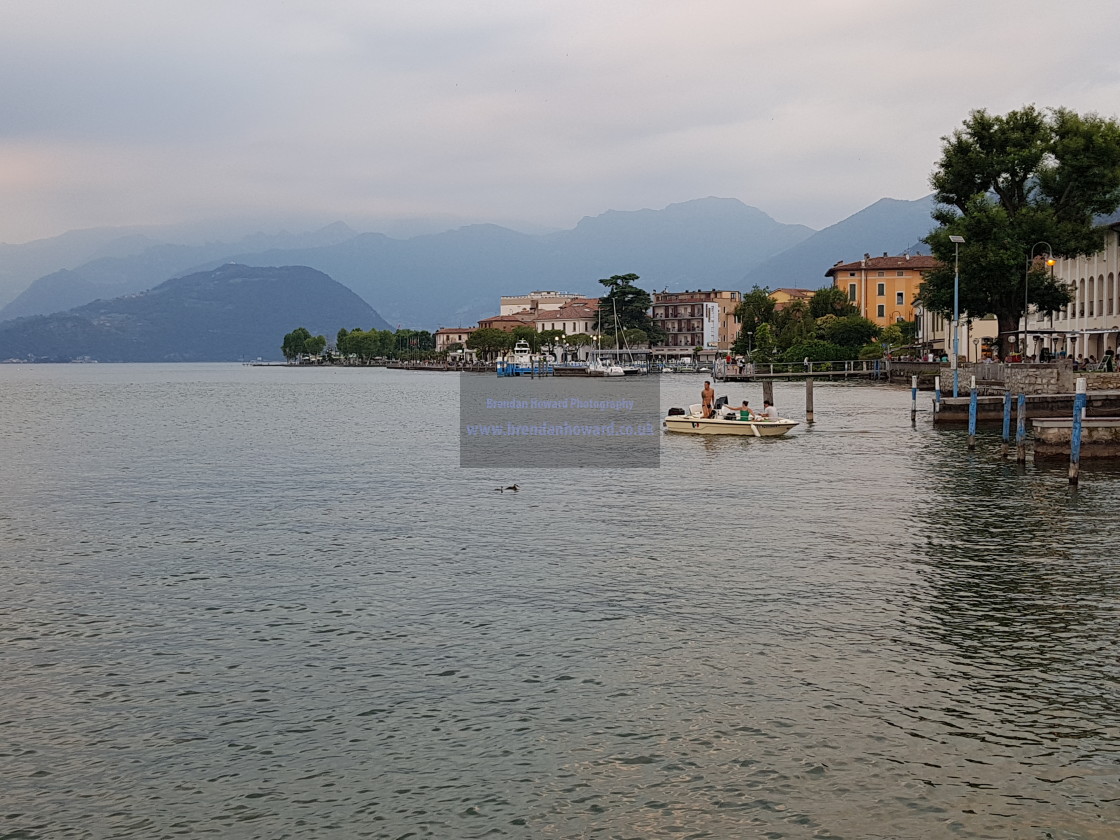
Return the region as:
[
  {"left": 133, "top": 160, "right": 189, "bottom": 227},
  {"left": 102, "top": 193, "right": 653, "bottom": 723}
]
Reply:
[
  {"left": 1070, "top": 376, "right": 1087, "bottom": 485},
  {"left": 1016, "top": 393, "right": 1028, "bottom": 463},
  {"left": 911, "top": 375, "right": 918, "bottom": 424},
  {"left": 967, "top": 376, "right": 978, "bottom": 449},
  {"left": 1001, "top": 390, "right": 1012, "bottom": 458},
  {"left": 934, "top": 375, "right": 941, "bottom": 414}
]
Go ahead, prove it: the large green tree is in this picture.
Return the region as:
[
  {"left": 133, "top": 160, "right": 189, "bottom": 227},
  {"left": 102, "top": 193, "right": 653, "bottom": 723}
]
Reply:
[
  {"left": 818, "top": 314, "right": 881, "bottom": 348},
  {"left": 921, "top": 106, "right": 1120, "bottom": 346},
  {"left": 598, "top": 274, "right": 659, "bottom": 339},
  {"left": 731, "top": 286, "right": 778, "bottom": 356},
  {"left": 809, "top": 287, "right": 857, "bottom": 318},
  {"left": 774, "top": 299, "right": 814, "bottom": 351},
  {"left": 282, "top": 327, "right": 326, "bottom": 361},
  {"left": 467, "top": 327, "right": 512, "bottom": 360}
]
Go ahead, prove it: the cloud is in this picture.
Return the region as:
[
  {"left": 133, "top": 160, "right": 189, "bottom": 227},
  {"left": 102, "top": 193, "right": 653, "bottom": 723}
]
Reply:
[{"left": 1, "top": 0, "right": 1119, "bottom": 242}]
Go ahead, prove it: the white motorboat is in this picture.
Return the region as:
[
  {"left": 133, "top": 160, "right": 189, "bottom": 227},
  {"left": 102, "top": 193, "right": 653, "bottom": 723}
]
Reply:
[
  {"left": 497, "top": 339, "right": 553, "bottom": 376},
  {"left": 662, "top": 402, "right": 798, "bottom": 436}
]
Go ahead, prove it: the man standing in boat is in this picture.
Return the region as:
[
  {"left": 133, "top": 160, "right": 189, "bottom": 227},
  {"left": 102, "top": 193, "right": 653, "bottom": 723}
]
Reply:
[{"left": 701, "top": 381, "right": 715, "bottom": 418}]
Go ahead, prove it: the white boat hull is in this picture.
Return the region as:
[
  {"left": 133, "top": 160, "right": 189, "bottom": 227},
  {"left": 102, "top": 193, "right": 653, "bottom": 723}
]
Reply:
[{"left": 663, "top": 414, "right": 798, "bottom": 436}]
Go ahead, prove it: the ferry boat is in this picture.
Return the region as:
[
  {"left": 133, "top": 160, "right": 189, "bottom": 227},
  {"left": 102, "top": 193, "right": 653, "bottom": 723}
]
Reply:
[{"left": 496, "top": 340, "right": 552, "bottom": 376}]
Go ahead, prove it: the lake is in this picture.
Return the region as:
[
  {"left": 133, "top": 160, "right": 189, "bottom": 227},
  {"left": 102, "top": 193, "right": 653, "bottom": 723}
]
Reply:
[{"left": 2, "top": 363, "right": 1118, "bottom": 839}]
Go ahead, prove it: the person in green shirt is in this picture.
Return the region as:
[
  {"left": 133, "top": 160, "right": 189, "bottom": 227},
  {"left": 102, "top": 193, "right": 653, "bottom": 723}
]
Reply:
[{"left": 735, "top": 400, "right": 756, "bottom": 421}]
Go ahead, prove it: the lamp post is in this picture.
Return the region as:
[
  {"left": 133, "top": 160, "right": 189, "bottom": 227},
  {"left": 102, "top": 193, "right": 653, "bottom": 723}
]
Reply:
[
  {"left": 973, "top": 337, "right": 980, "bottom": 362},
  {"left": 1025, "top": 241, "right": 1054, "bottom": 361},
  {"left": 949, "top": 235, "right": 965, "bottom": 396}
]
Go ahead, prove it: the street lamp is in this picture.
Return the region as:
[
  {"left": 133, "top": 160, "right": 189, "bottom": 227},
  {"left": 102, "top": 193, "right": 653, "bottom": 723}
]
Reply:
[
  {"left": 1025, "top": 241, "right": 1054, "bottom": 361},
  {"left": 949, "top": 234, "right": 965, "bottom": 396},
  {"left": 973, "top": 337, "right": 980, "bottom": 361}
]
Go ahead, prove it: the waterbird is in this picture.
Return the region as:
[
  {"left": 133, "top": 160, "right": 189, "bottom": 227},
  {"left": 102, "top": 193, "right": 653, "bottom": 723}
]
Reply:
[{"left": 505, "top": 484, "right": 520, "bottom": 492}]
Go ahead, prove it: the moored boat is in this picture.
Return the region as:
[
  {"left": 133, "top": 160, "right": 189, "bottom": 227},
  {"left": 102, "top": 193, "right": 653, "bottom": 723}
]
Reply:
[
  {"left": 496, "top": 339, "right": 553, "bottom": 376},
  {"left": 662, "top": 403, "right": 798, "bottom": 436}
]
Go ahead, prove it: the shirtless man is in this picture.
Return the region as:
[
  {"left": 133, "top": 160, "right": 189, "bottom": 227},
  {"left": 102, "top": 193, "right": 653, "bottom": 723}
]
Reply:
[{"left": 701, "top": 381, "right": 715, "bottom": 418}]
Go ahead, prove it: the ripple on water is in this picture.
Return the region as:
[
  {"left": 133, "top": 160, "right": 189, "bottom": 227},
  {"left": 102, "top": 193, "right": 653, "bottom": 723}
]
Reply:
[{"left": 1, "top": 367, "right": 1119, "bottom": 839}]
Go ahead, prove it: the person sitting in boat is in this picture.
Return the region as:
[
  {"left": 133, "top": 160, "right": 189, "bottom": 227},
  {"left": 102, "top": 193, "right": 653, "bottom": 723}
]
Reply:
[
  {"left": 759, "top": 399, "right": 779, "bottom": 421},
  {"left": 735, "top": 400, "right": 757, "bottom": 421}
]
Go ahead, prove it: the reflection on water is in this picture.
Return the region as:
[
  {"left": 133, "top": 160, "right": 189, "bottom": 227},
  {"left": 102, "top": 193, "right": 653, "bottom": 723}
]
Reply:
[{"left": 2, "top": 365, "right": 1118, "bottom": 839}]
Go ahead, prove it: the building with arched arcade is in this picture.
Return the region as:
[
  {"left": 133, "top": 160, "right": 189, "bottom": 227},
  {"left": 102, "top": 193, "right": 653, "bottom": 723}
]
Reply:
[{"left": 1024, "top": 222, "right": 1120, "bottom": 362}]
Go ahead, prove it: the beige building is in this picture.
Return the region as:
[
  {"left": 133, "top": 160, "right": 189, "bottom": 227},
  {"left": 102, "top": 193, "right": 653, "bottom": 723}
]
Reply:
[
  {"left": 1024, "top": 223, "right": 1120, "bottom": 362},
  {"left": 434, "top": 327, "right": 475, "bottom": 353},
  {"left": 913, "top": 304, "right": 999, "bottom": 361},
  {"left": 530, "top": 298, "right": 601, "bottom": 335},
  {"left": 770, "top": 288, "right": 815, "bottom": 310},
  {"left": 825, "top": 253, "right": 939, "bottom": 327},
  {"left": 650, "top": 289, "right": 742, "bottom": 356},
  {"left": 499, "top": 290, "right": 585, "bottom": 316},
  {"left": 477, "top": 313, "right": 537, "bottom": 333}
]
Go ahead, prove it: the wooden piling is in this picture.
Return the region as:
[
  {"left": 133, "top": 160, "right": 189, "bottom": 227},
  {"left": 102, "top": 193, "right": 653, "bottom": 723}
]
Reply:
[
  {"left": 1016, "top": 393, "right": 1027, "bottom": 463},
  {"left": 762, "top": 379, "right": 774, "bottom": 406},
  {"left": 1070, "top": 377, "right": 1087, "bottom": 485}
]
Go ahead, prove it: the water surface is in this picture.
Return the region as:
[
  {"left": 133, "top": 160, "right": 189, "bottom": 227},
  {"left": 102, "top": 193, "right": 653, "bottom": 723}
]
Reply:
[{"left": 2, "top": 364, "right": 1118, "bottom": 839}]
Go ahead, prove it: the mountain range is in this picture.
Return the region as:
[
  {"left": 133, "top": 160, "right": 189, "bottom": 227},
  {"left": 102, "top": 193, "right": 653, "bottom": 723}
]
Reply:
[
  {"left": 0, "top": 195, "right": 939, "bottom": 332},
  {"left": 0, "top": 264, "right": 387, "bottom": 363}
]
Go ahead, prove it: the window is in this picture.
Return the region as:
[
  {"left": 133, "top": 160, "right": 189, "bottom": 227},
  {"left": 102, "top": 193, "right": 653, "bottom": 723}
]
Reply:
[
  {"left": 848, "top": 271, "right": 856, "bottom": 277},
  {"left": 848, "top": 283, "right": 857, "bottom": 301},
  {"left": 876, "top": 304, "right": 885, "bottom": 318},
  {"left": 877, "top": 271, "right": 885, "bottom": 277},
  {"left": 897, "top": 270, "right": 905, "bottom": 276},
  {"left": 877, "top": 283, "right": 885, "bottom": 296},
  {"left": 896, "top": 292, "right": 904, "bottom": 305}
]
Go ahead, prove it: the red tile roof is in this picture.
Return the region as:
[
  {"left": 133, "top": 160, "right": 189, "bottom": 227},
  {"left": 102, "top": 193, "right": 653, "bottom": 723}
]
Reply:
[
  {"left": 825, "top": 254, "right": 940, "bottom": 277},
  {"left": 530, "top": 300, "right": 600, "bottom": 321}
]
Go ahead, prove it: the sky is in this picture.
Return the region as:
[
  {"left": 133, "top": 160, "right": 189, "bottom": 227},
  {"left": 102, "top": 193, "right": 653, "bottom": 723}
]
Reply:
[{"left": 2, "top": 0, "right": 1119, "bottom": 244}]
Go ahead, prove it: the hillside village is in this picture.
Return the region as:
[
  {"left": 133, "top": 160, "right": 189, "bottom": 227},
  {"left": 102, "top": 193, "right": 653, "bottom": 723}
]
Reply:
[{"left": 427, "top": 219, "right": 1120, "bottom": 369}]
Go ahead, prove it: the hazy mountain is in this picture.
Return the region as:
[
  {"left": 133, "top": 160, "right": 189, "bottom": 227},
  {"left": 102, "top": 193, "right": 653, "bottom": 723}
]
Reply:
[
  {"left": 1, "top": 196, "right": 934, "bottom": 330},
  {"left": 0, "top": 264, "right": 387, "bottom": 362},
  {"left": 742, "top": 196, "right": 937, "bottom": 290},
  {"left": 0, "top": 223, "right": 362, "bottom": 321},
  {"left": 213, "top": 197, "right": 815, "bottom": 328},
  {"left": 0, "top": 226, "right": 167, "bottom": 310}
]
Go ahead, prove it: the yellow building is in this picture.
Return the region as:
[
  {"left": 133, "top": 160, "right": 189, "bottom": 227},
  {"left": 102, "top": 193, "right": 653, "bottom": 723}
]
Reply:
[
  {"left": 824, "top": 253, "right": 939, "bottom": 327},
  {"left": 769, "top": 288, "right": 815, "bottom": 310}
]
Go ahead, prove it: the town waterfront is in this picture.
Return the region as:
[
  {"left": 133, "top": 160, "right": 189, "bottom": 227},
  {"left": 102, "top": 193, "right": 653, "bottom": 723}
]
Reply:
[{"left": 2, "top": 364, "right": 1118, "bottom": 839}]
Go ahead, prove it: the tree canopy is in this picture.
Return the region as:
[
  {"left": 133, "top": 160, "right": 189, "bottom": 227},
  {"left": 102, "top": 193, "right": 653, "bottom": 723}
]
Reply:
[
  {"left": 809, "top": 287, "right": 857, "bottom": 319},
  {"left": 334, "top": 326, "right": 434, "bottom": 360},
  {"left": 466, "top": 327, "right": 513, "bottom": 360},
  {"left": 282, "top": 327, "right": 326, "bottom": 360},
  {"left": 598, "top": 274, "right": 660, "bottom": 340},
  {"left": 730, "top": 286, "right": 884, "bottom": 361},
  {"left": 921, "top": 105, "right": 1120, "bottom": 347}
]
